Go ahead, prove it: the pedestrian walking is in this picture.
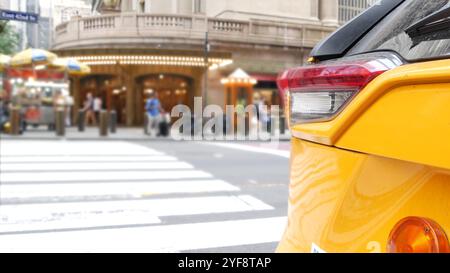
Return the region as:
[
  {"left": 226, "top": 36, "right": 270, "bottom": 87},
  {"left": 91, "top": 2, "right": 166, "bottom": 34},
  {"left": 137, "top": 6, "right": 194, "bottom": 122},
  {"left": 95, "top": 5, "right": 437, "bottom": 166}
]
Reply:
[
  {"left": 258, "top": 98, "right": 270, "bottom": 133},
  {"left": 65, "top": 95, "right": 74, "bottom": 127},
  {"left": 145, "top": 92, "right": 164, "bottom": 137},
  {"left": 82, "top": 93, "right": 96, "bottom": 126}
]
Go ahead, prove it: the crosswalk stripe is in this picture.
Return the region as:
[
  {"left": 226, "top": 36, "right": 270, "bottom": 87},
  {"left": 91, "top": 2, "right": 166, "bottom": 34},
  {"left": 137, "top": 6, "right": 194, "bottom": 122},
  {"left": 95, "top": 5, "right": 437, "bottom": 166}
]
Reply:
[
  {"left": 0, "top": 141, "right": 164, "bottom": 156},
  {"left": 0, "top": 217, "right": 286, "bottom": 253},
  {"left": 1, "top": 180, "right": 240, "bottom": 200},
  {"left": 0, "top": 195, "right": 272, "bottom": 234},
  {"left": 0, "top": 140, "right": 283, "bottom": 252},
  {"left": 201, "top": 142, "right": 290, "bottom": 158},
  {"left": 0, "top": 170, "right": 213, "bottom": 183},
  {"left": 0, "top": 211, "right": 161, "bottom": 234},
  {"left": 0, "top": 162, "right": 194, "bottom": 172},
  {"left": 0, "top": 155, "right": 178, "bottom": 163}
]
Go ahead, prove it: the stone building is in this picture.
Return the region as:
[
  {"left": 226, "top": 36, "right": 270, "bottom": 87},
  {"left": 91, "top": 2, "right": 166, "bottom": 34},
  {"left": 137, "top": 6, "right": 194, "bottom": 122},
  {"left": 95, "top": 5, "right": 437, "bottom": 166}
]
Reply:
[{"left": 52, "top": 0, "right": 342, "bottom": 126}]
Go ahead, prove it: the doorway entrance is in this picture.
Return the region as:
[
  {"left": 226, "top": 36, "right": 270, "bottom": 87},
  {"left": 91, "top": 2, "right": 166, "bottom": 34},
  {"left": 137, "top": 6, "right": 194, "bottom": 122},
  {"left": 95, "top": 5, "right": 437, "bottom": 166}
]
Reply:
[
  {"left": 80, "top": 75, "right": 127, "bottom": 124},
  {"left": 136, "top": 74, "right": 193, "bottom": 125}
]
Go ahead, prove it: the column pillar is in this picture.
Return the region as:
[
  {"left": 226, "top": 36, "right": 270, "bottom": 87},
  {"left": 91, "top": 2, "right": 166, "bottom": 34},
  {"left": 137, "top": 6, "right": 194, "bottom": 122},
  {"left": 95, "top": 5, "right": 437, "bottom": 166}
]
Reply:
[
  {"left": 320, "top": 0, "right": 339, "bottom": 27},
  {"left": 72, "top": 77, "right": 81, "bottom": 124},
  {"left": 124, "top": 68, "right": 134, "bottom": 126},
  {"left": 121, "top": 0, "right": 133, "bottom": 12},
  {"left": 148, "top": 0, "right": 173, "bottom": 13}
]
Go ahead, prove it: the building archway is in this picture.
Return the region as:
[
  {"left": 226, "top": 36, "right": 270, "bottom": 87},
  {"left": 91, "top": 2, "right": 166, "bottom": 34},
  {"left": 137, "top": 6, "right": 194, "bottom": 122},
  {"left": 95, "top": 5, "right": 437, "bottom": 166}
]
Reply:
[
  {"left": 135, "top": 74, "right": 194, "bottom": 125},
  {"left": 79, "top": 74, "right": 127, "bottom": 124}
]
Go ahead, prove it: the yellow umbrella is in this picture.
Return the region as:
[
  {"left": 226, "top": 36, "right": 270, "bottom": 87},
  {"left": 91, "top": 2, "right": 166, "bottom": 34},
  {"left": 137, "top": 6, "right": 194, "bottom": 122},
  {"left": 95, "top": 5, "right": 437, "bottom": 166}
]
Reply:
[
  {"left": 0, "top": 54, "right": 11, "bottom": 72},
  {"left": 73, "top": 63, "right": 91, "bottom": 76},
  {"left": 10, "top": 48, "right": 57, "bottom": 67},
  {"left": 49, "top": 57, "right": 91, "bottom": 75}
]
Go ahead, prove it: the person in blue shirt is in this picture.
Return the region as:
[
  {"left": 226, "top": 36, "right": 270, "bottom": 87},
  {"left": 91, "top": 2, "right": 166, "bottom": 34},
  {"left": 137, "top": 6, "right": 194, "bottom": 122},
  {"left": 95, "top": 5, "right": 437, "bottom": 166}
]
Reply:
[{"left": 145, "top": 92, "right": 164, "bottom": 137}]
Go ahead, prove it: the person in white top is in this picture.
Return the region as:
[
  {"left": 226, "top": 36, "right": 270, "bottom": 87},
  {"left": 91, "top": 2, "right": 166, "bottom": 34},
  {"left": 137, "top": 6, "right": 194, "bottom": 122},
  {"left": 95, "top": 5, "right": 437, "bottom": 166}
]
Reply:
[
  {"left": 65, "top": 96, "right": 74, "bottom": 126},
  {"left": 93, "top": 96, "right": 102, "bottom": 121},
  {"left": 257, "top": 98, "right": 270, "bottom": 133}
]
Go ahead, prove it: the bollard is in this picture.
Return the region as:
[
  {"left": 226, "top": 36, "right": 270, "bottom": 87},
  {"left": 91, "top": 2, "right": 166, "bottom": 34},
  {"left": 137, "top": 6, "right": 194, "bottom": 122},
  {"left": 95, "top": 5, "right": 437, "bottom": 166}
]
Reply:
[
  {"left": 271, "top": 114, "right": 280, "bottom": 136},
  {"left": 109, "top": 110, "right": 117, "bottom": 134},
  {"left": 55, "top": 110, "right": 65, "bottom": 136},
  {"left": 99, "top": 110, "right": 108, "bottom": 137},
  {"left": 267, "top": 117, "right": 272, "bottom": 134},
  {"left": 190, "top": 115, "right": 195, "bottom": 136},
  {"left": 245, "top": 114, "right": 250, "bottom": 136},
  {"left": 280, "top": 115, "right": 286, "bottom": 135},
  {"left": 78, "top": 110, "right": 85, "bottom": 132},
  {"left": 221, "top": 114, "right": 226, "bottom": 135},
  {"left": 10, "top": 107, "right": 20, "bottom": 135},
  {"left": 144, "top": 114, "right": 149, "bottom": 135}
]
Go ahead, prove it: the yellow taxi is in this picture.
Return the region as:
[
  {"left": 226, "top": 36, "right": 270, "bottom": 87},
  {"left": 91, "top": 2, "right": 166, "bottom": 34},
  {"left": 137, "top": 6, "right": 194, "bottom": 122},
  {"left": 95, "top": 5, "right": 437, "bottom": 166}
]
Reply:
[{"left": 276, "top": 0, "right": 450, "bottom": 253}]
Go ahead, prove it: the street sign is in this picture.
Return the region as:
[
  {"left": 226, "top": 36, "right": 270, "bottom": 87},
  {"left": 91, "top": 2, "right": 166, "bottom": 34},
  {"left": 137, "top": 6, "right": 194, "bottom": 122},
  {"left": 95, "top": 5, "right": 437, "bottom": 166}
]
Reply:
[{"left": 0, "top": 9, "right": 39, "bottom": 24}]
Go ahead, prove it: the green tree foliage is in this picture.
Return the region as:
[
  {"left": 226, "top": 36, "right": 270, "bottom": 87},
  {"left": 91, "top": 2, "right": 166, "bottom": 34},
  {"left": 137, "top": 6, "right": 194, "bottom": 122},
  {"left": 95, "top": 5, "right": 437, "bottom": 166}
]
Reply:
[{"left": 0, "top": 22, "right": 20, "bottom": 55}]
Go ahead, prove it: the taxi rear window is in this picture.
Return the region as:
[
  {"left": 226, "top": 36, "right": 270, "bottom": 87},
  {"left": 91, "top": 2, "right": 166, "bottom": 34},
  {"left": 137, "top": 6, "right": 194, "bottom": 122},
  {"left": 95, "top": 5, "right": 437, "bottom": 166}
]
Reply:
[{"left": 348, "top": 0, "right": 450, "bottom": 61}]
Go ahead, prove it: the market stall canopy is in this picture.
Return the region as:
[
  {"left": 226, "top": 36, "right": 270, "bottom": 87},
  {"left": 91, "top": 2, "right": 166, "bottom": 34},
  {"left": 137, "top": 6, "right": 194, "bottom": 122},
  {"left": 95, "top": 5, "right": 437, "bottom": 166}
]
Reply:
[
  {"left": 0, "top": 54, "right": 11, "bottom": 72},
  {"left": 10, "top": 48, "right": 58, "bottom": 67},
  {"left": 49, "top": 58, "right": 91, "bottom": 76},
  {"left": 7, "top": 68, "right": 65, "bottom": 80},
  {"left": 221, "top": 68, "right": 257, "bottom": 85}
]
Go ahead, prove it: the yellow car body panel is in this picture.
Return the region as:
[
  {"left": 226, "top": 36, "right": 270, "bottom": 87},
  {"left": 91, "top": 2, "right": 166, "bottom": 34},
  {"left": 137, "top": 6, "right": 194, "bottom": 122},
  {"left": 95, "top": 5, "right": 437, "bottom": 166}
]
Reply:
[
  {"left": 278, "top": 59, "right": 450, "bottom": 252},
  {"left": 336, "top": 82, "right": 450, "bottom": 170}
]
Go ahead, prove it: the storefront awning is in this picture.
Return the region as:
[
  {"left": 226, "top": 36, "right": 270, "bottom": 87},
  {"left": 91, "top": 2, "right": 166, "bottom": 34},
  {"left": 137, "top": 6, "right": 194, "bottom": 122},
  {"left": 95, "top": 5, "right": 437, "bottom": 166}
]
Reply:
[
  {"left": 6, "top": 68, "right": 65, "bottom": 80},
  {"left": 54, "top": 49, "right": 233, "bottom": 69}
]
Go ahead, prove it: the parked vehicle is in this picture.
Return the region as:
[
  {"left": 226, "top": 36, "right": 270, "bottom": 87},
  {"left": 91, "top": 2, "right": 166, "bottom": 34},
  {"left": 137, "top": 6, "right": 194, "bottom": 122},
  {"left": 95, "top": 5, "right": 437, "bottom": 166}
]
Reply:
[{"left": 277, "top": 0, "right": 450, "bottom": 253}]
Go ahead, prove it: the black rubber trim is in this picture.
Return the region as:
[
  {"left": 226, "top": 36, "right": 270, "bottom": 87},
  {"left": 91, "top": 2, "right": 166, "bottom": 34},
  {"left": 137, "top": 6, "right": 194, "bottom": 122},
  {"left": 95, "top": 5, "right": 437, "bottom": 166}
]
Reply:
[{"left": 311, "top": 0, "right": 405, "bottom": 61}]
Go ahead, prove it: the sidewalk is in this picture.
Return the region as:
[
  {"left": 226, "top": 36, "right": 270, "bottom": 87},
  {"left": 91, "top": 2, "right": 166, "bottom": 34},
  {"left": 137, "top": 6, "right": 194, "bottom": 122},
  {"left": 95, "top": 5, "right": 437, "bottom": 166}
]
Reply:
[{"left": 0, "top": 127, "right": 291, "bottom": 141}]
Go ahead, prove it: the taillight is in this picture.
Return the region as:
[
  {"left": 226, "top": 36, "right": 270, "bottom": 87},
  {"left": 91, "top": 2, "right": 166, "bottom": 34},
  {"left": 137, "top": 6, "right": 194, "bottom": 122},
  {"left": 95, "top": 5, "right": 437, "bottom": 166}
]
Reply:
[
  {"left": 387, "top": 217, "right": 450, "bottom": 253},
  {"left": 277, "top": 53, "right": 402, "bottom": 125},
  {"left": 277, "top": 70, "right": 290, "bottom": 128}
]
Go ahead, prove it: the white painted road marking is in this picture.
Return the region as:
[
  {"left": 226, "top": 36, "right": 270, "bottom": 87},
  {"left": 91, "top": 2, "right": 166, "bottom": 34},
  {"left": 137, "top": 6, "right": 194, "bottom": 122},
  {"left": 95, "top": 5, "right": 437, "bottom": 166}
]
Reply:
[
  {"left": 0, "top": 141, "right": 164, "bottom": 156},
  {"left": 0, "top": 217, "right": 287, "bottom": 253},
  {"left": 0, "top": 170, "right": 213, "bottom": 183},
  {"left": 0, "top": 161, "right": 194, "bottom": 172},
  {"left": 1, "top": 180, "right": 240, "bottom": 199},
  {"left": 0, "top": 140, "right": 284, "bottom": 252},
  {"left": 0, "top": 155, "right": 178, "bottom": 163},
  {"left": 201, "top": 142, "right": 290, "bottom": 158},
  {"left": 0, "top": 209, "right": 162, "bottom": 233},
  {"left": 0, "top": 195, "right": 272, "bottom": 233}
]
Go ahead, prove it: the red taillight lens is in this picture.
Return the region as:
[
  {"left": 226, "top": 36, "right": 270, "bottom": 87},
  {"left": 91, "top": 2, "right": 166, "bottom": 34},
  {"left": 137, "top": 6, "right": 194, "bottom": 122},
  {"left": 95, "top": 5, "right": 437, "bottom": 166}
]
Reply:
[
  {"left": 277, "top": 70, "right": 291, "bottom": 128},
  {"left": 387, "top": 217, "right": 450, "bottom": 253},
  {"left": 277, "top": 53, "right": 401, "bottom": 125},
  {"left": 287, "top": 63, "right": 386, "bottom": 91}
]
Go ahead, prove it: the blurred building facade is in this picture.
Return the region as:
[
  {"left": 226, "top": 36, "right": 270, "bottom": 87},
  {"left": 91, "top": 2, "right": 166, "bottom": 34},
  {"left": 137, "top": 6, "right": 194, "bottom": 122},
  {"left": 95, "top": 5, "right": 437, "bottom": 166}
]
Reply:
[
  {"left": 338, "top": 0, "right": 377, "bottom": 24},
  {"left": 52, "top": 0, "right": 92, "bottom": 28},
  {"left": 52, "top": 0, "right": 368, "bottom": 126},
  {"left": 1, "top": 0, "right": 92, "bottom": 50},
  {"left": 0, "top": 0, "right": 10, "bottom": 9}
]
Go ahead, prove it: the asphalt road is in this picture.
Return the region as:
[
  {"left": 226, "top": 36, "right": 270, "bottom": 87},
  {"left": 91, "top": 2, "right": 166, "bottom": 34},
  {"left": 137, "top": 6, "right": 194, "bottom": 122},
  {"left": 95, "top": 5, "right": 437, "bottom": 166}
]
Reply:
[{"left": 0, "top": 139, "right": 290, "bottom": 253}]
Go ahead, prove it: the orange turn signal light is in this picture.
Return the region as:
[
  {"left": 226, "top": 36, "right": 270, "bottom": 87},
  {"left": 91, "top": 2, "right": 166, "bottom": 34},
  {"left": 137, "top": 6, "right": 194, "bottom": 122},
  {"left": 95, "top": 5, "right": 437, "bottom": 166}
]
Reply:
[{"left": 387, "top": 217, "right": 450, "bottom": 253}]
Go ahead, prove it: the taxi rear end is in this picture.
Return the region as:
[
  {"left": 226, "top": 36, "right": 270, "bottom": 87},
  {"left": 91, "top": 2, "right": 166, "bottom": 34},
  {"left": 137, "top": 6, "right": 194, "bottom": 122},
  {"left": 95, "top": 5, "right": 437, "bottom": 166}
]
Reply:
[{"left": 277, "top": 0, "right": 450, "bottom": 253}]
